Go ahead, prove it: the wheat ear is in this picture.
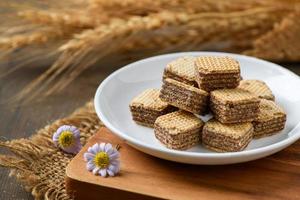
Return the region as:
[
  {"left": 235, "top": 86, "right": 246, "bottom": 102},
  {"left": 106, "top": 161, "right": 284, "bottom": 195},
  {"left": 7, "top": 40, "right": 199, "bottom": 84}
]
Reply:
[
  {"left": 0, "top": 28, "right": 68, "bottom": 49},
  {"left": 244, "top": 9, "right": 300, "bottom": 61},
  {"left": 18, "top": 10, "right": 99, "bottom": 28},
  {"left": 120, "top": 6, "right": 291, "bottom": 52},
  {"left": 15, "top": 6, "right": 294, "bottom": 101},
  {"left": 89, "top": 0, "right": 293, "bottom": 15},
  {"left": 14, "top": 12, "right": 188, "bottom": 101}
]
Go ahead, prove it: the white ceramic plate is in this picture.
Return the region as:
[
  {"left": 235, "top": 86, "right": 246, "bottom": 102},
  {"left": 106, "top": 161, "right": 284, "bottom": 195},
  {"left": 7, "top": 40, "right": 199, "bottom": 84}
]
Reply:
[{"left": 94, "top": 52, "right": 300, "bottom": 165}]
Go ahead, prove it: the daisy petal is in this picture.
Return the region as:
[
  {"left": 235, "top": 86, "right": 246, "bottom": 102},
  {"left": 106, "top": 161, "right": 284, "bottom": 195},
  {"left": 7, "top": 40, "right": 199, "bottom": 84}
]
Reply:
[
  {"left": 91, "top": 143, "right": 99, "bottom": 154},
  {"left": 107, "top": 169, "right": 115, "bottom": 177},
  {"left": 92, "top": 167, "right": 99, "bottom": 175},
  {"left": 110, "top": 160, "right": 120, "bottom": 166},
  {"left": 83, "top": 152, "right": 94, "bottom": 161},
  {"left": 70, "top": 126, "right": 77, "bottom": 132},
  {"left": 108, "top": 164, "right": 117, "bottom": 172},
  {"left": 73, "top": 130, "right": 80, "bottom": 138},
  {"left": 109, "top": 152, "right": 119, "bottom": 160},
  {"left": 109, "top": 163, "right": 120, "bottom": 174},
  {"left": 104, "top": 143, "right": 112, "bottom": 153},
  {"left": 111, "top": 149, "right": 120, "bottom": 156},
  {"left": 86, "top": 161, "right": 95, "bottom": 171},
  {"left": 56, "top": 126, "right": 65, "bottom": 134},
  {"left": 106, "top": 148, "right": 113, "bottom": 155},
  {"left": 87, "top": 147, "right": 94, "bottom": 153},
  {"left": 62, "top": 125, "right": 70, "bottom": 131},
  {"left": 52, "top": 131, "right": 60, "bottom": 141},
  {"left": 75, "top": 144, "right": 82, "bottom": 153},
  {"left": 99, "top": 143, "right": 106, "bottom": 151},
  {"left": 99, "top": 169, "right": 107, "bottom": 177}
]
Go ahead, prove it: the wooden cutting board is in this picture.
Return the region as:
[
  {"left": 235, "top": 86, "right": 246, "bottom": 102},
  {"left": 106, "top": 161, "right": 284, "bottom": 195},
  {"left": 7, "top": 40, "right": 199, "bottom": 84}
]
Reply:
[{"left": 65, "top": 127, "right": 300, "bottom": 200}]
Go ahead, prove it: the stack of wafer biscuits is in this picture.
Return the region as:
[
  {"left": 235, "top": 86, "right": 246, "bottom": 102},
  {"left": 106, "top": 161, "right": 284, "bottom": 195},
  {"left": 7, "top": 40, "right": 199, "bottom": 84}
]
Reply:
[
  {"left": 238, "top": 80, "right": 275, "bottom": 101},
  {"left": 163, "top": 56, "right": 197, "bottom": 86},
  {"left": 210, "top": 88, "right": 260, "bottom": 124},
  {"left": 194, "top": 56, "right": 241, "bottom": 91},
  {"left": 129, "top": 89, "right": 176, "bottom": 127},
  {"left": 202, "top": 119, "right": 253, "bottom": 152},
  {"left": 129, "top": 55, "right": 286, "bottom": 153},
  {"left": 154, "top": 111, "right": 204, "bottom": 150},
  {"left": 252, "top": 99, "right": 286, "bottom": 138},
  {"left": 160, "top": 78, "right": 209, "bottom": 114}
]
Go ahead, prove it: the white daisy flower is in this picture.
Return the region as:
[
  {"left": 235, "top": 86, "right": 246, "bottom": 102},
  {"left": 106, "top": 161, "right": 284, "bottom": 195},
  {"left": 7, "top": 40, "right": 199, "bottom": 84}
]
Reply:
[
  {"left": 83, "top": 143, "right": 120, "bottom": 177},
  {"left": 52, "top": 125, "right": 82, "bottom": 154}
]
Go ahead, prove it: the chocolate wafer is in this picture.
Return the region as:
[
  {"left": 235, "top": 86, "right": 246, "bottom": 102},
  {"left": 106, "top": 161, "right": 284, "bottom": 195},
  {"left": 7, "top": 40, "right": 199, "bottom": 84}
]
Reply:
[
  {"left": 202, "top": 119, "right": 253, "bottom": 152},
  {"left": 130, "top": 89, "right": 176, "bottom": 127},
  {"left": 210, "top": 88, "right": 260, "bottom": 123},
  {"left": 154, "top": 111, "right": 204, "bottom": 150},
  {"left": 163, "top": 56, "right": 197, "bottom": 86},
  {"left": 252, "top": 99, "right": 286, "bottom": 138},
  {"left": 238, "top": 80, "right": 275, "bottom": 101},
  {"left": 195, "top": 56, "right": 241, "bottom": 91},
  {"left": 159, "top": 78, "right": 209, "bottom": 115}
]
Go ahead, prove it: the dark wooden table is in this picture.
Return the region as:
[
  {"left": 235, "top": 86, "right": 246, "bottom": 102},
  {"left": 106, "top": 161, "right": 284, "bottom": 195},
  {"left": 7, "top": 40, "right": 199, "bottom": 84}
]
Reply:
[{"left": 0, "top": 60, "right": 299, "bottom": 200}]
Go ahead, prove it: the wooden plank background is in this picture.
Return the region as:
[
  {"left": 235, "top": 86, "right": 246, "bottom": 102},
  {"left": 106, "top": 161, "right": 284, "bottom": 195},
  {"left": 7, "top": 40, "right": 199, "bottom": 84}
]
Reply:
[{"left": 0, "top": 60, "right": 299, "bottom": 199}]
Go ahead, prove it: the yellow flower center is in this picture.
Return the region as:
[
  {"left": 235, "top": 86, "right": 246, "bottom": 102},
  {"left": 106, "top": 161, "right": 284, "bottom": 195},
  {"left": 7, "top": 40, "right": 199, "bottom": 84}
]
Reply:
[
  {"left": 94, "top": 152, "right": 110, "bottom": 168},
  {"left": 58, "top": 131, "right": 74, "bottom": 148}
]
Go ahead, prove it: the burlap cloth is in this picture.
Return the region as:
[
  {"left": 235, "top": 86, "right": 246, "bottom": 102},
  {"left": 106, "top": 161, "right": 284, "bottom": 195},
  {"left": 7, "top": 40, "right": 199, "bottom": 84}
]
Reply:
[{"left": 0, "top": 101, "right": 101, "bottom": 200}]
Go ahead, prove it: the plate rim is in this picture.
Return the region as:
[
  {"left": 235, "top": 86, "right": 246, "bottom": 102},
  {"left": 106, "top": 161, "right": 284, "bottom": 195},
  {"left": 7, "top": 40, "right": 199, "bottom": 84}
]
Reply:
[{"left": 94, "top": 51, "right": 300, "bottom": 159}]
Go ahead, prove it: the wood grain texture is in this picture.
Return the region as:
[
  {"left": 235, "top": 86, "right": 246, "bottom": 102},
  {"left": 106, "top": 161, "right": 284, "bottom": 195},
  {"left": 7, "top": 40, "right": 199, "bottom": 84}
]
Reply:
[
  {"left": 0, "top": 62, "right": 300, "bottom": 199},
  {"left": 66, "top": 127, "right": 300, "bottom": 200}
]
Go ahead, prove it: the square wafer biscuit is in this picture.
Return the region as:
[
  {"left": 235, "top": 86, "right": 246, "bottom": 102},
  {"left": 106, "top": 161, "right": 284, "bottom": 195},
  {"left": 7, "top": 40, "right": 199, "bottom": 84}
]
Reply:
[
  {"left": 252, "top": 99, "right": 286, "bottom": 138},
  {"left": 154, "top": 111, "right": 204, "bottom": 150},
  {"left": 160, "top": 78, "right": 209, "bottom": 115},
  {"left": 238, "top": 80, "right": 275, "bottom": 101},
  {"left": 163, "top": 56, "right": 197, "bottom": 86},
  {"left": 195, "top": 56, "right": 241, "bottom": 91},
  {"left": 202, "top": 119, "right": 253, "bottom": 152},
  {"left": 130, "top": 89, "right": 176, "bottom": 127},
  {"left": 210, "top": 88, "right": 260, "bottom": 123}
]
